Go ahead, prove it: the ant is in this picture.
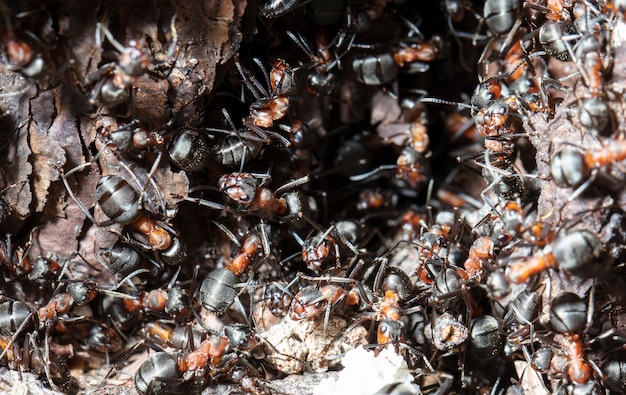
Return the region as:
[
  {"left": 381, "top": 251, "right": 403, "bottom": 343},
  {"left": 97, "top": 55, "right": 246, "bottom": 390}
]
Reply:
[
  {"left": 95, "top": 175, "right": 180, "bottom": 254},
  {"left": 0, "top": 232, "right": 57, "bottom": 282},
  {"left": 61, "top": 152, "right": 186, "bottom": 264},
  {"left": 501, "top": 283, "right": 545, "bottom": 360},
  {"left": 463, "top": 236, "right": 496, "bottom": 281},
  {"left": 99, "top": 120, "right": 168, "bottom": 159},
  {"left": 133, "top": 323, "right": 265, "bottom": 394},
  {"left": 0, "top": 5, "right": 56, "bottom": 82},
  {"left": 86, "top": 16, "right": 178, "bottom": 107},
  {"left": 293, "top": 220, "right": 366, "bottom": 274},
  {"left": 99, "top": 97, "right": 211, "bottom": 173},
  {"left": 235, "top": 57, "right": 296, "bottom": 132},
  {"left": 94, "top": 271, "right": 192, "bottom": 341},
  {"left": 256, "top": 280, "right": 296, "bottom": 322},
  {"left": 350, "top": 145, "right": 430, "bottom": 191},
  {"left": 199, "top": 222, "right": 276, "bottom": 315},
  {"left": 0, "top": 333, "right": 70, "bottom": 391},
  {"left": 132, "top": 345, "right": 220, "bottom": 395},
  {"left": 80, "top": 321, "right": 124, "bottom": 359},
  {"left": 574, "top": 31, "right": 611, "bottom": 101},
  {"left": 545, "top": 291, "right": 620, "bottom": 388},
  {"left": 550, "top": 141, "right": 626, "bottom": 200},
  {"left": 352, "top": 51, "right": 398, "bottom": 86},
  {"left": 144, "top": 322, "right": 207, "bottom": 351},
  {"left": 356, "top": 188, "right": 398, "bottom": 212},
  {"left": 200, "top": 222, "right": 280, "bottom": 314},
  {"left": 392, "top": 19, "right": 445, "bottom": 73},
  {"left": 36, "top": 277, "right": 187, "bottom": 335},
  {"left": 287, "top": 276, "right": 360, "bottom": 335},
  {"left": 205, "top": 107, "right": 269, "bottom": 170},
  {"left": 295, "top": 257, "right": 415, "bottom": 347},
  {"left": 505, "top": 229, "right": 604, "bottom": 284},
  {"left": 217, "top": 171, "right": 313, "bottom": 224},
  {"left": 287, "top": 29, "right": 342, "bottom": 96},
  {"left": 121, "top": 283, "right": 191, "bottom": 321}
]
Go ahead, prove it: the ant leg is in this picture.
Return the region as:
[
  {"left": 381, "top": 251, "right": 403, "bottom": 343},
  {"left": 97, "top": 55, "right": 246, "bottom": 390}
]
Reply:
[
  {"left": 97, "top": 338, "right": 147, "bottom": 389},
  {"left": 146, "top": 152, "right": 167, "bottom": 210},
  {"left": 399, "top": 342, "right": 437, "bottom": 380},
  {"left": 477, "top": 37, "right": 495, "bottom": 81},
  {"left": 274, "top": 175, "right": 310, "bottom": 196},
  {"left": 93, "top": 251, "right": 115, "bottom": 276},
  {"left": 38, "top": 331, "right": 61, "bottom": 392},
  {"left": 498, "top": 18, "right": 523, "bottom": 55},
  {"left": 0, "top": 85, "right": 30, "bottom": 98},
  {"left": 433, "top": 375, "right": 454, "bottom": 395},
  {"left": 585, "top": 286, "right": 595, "bottom": 335},
  {"left": 113, "top": 268, "right": 152, "bottom": 289},
  {"left": 259, "top": 220, "right": 271, "bottom": 257},
  {"left": 182, "top": 195, "right": 239, "bottom": 216},
  {"left": 253, "top": 58, "right": 272, "bottom": 94},
  {"left": 561, "top": 168, "right": 598, "bottom": 206},
  {"left": 349, "top": 164, "right": 398, "bottom": 182},
  {"left": 323, "top": 299, "right": 332, "bottom": 336},
  {"left": 166, "top": 15, "right": 178, "bottom": 62},
  {"left": 372, "top": 256, "right": 389, "bottom": 296},
  {"left": 212, "top": 221, "right": 242, "bottom": 247},
  {"left": 234, "top": 296, "right": 252, "bottom": 327},
  {"left": 149, "top": 15, "right": 181, "bottom": 79},
  {"left": 0, "top": 310, "right": 35, "bottom": 362},
  {"left": 256, "top": 333, "right": 313, "bottom": 372},
  {"left": 234, "top": 58, "right": 264, "bottom": 102},
  {"left": 116, "top": 158, "right": 165, "bottom": 216},
  {"left": 95, "top": 22, "right": 127, "bottom": 54}
]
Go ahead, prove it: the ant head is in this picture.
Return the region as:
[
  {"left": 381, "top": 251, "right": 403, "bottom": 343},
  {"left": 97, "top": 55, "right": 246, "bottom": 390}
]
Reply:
[{"left": 118, "top": 40, "right": 151, "bottom": 78}]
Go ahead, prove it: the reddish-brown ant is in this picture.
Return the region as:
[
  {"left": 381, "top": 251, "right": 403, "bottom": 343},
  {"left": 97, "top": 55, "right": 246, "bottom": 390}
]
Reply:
[
  {"left": 61, "top": 155, "right": 185, "bottom": 263},
  {"left": 550, "top": 141, "right": 626, "bottom": 199},
  {"left": 134, "top": 323, "right": 265, "bottom": 394},
  {"left": 235, "top": 57, "right": 296, "bottom": 130},
  {"left": 0, "top": 333, "right": 70, "bottom": 391},
  {"left": 0, "top": 5, "right": 59, "bottom": 83},
  {"left": 393, "top": 35, "right": 444, "bottom": 69},
  {"left": 144, "top": 322, "right": 206, "bottom": 350},
  {"left": 505, "top": 229, "right": 603, "bottom": 284},
  {"left": 96, "top": 175, "right": 174, "bottom": 252},
  {"left": 199, "top": 222, "right": 274, "bottom": 315},
  {"left": 287, "top": 29, "right": 343, "bottom": 96},
  {"left": 0, "top": 234, "right": 35, "bottom": 280},
  {"left": 98, "top": 120, "right": 168, "bottom": 158},
  {"left": 546, "top": 292, "right": 615, "bottom": 387},
  {"left": 463, "top": 236, "right": 495, "bottom": 281},
  {"left": 294, "top": 220, "right": 366, "bottom": 273},
  {"left": 288, "top": 277, "right": 360, "bottom": 336},
  {"left": 86, "top": 16, "right": 178, "bottom": 107},
  {"left": 350, "top": 145, "right": 430, "bottom": 190},
  {"left": 356, "top": 188, "right": 397, "bottom": 212},
  {"left": 217, "top": 171, "right": 312, "bottom": 223}
]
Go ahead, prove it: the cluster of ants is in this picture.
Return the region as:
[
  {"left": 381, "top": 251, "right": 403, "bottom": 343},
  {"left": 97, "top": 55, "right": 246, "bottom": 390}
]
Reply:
[{"left": 2, "top": 0, "right": 626, "bottom": 394}]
